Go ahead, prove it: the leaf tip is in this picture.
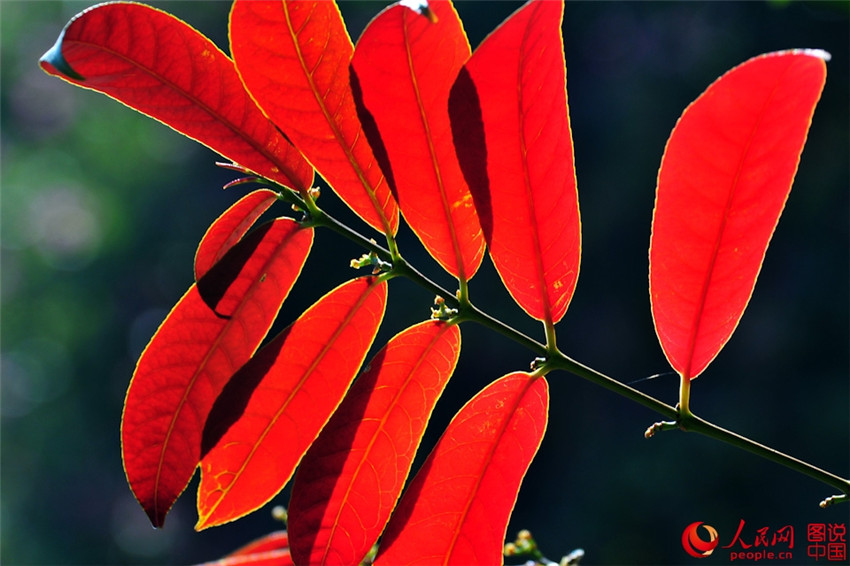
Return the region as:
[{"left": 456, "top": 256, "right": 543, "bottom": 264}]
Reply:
[
  {"left": 399, "top": 0, "right": 438, "bottom": 23},
  {"left": 194, "top": 500, "right": 224, "bottom": 532},
  {"left": 39, "top": 29, "right": 86, "bottom": 81},
  {"left": 144, "top": 506, "right": 167, "bottom": 530},
  {"left": 799, "top": 48, "right": 831, "bottom": 62}
]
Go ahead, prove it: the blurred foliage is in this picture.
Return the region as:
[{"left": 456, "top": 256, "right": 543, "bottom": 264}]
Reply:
[{"left": 1, "top": 1, "right": 847, "bottom": 565}]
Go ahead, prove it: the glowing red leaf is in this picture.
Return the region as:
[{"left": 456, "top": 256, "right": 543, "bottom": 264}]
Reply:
[
  {"left": 122, "top": 218, "right": 313, "bottom": 527},
  {"left": 230, "top": 0, "right": 398, "bottom": 236},
  {"left": 226, "top": 531, "right": 290, "bottom": 558},
  {"left": 39, "top": 2, "right": 313, "bottom": 192},
  {"left": 650, "top": 50, "right": 828, "bottom": 380},
  {"left": 196, "top": 277, "right": 388, "bottom": 530},
  {"left": 449, "top": 0, "right": 580, "bottom": 324},
  {"left": 288, "top": 321, "right": 461, "bottom": 565},
  {"left": 195, "top": 189, "right": 278, "bottom": 281},
  {"left": 352, "top": 1, "right": 484, "bottom": 280},
  {"left": 375, "top": 372, "right": 549, "bottom": 565},
  {"left": 194, "top": 530, "right": 293, "bottom": 566},
  {"left": 195, "top": 550, "right": 292, "bottom": 566}
]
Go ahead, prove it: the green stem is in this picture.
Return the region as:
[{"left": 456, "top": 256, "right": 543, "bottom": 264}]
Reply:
[
  {"left": 544, "top": 319, "right": 558, "bottom": 354},
  {"left": 549, "top": 350, "right": 678, "bottom": 419},
  {"left": 273, "top": 184, "right": 849, "bottom": 504},
  {"left": 681, "top": 412, "right": 850, "bottom": 500},
  {"left": 393, "top": 257, "right": 547, "bottom": 356},
  {"left": 457, "top": 276, "right": 470, "bottom": 306},
  {"left": 679, "top": 374, "right": 692, "bottom": 416}
]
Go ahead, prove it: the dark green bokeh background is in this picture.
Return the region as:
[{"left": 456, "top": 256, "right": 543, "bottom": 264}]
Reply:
[{"left": 1, "top": 1, "right": 847, "bottom": 564}]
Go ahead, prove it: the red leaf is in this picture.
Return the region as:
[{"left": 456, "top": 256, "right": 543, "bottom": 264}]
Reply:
[
  {"left": 196, "top": 189, "right": 278, "bottom": 281},
  {"left": 449, "top": 0, "right": 580, "bottom": 324},
  {"left": 195, "top": 531, "right": 293, "bottom": 566},
  {"left": 352, "top": 1, "right": 484, "bottom": 280},
  {"left": 226, "top": 531, "right": 290, "bottom": 558},
  {"left": 650, "top": 50, "right": 828, "bottom": 380},
  {"left": 122, "top": 218, "right": 313, "bottom": 527},
  {"left": 39, "top": 2, "right": 313, "bottom": 192},
  {"left": 195, "top": 549, "right": 292, "bottom": 566},
  {"left": 288, "top": 321, "right": 461, "bottom": 566},
  {"left": 196, "top": 277, "right": 388, "bottom": 530},
  {"left": 230, "top": 0, "right": 398, "bottom": 236},
  {"left": 375, "top": 372, "right": 549, "bottom": 565}
]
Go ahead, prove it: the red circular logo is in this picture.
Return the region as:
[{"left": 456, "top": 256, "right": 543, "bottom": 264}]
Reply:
[{"left": 682, "top": 521, "right": 719, "bottom": 558}]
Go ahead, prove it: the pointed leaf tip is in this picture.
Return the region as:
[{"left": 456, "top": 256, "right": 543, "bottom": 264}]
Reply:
[
  {"left": 122, "top": 218, "right": 313, "bottom": 527},
  {"left": 39, "top": 29, "right": 85, "bottom": 80},
  {"left": 399, "top": 0, "right": 438, "bottom": 23},
  {"left": 793, "top": 48, "right": 831, "bottom": 61}
]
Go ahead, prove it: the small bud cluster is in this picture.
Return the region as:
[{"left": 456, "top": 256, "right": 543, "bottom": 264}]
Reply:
[
  {"left": 350, "top": 250, "right": 392, "bottom": 274},
  {"left": 271, "top": 505, "right": 287, "bottom": 525},
  {"left": 504, "top": 529, "right": 584, "bottom": 566},
  {"left": 430, "top": 296, "right": 458, "bottom": 321}
]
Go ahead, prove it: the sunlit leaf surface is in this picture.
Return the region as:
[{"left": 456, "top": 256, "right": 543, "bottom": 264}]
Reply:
[
  {"left": 195, "top": 189, "right": 278, "bottom": 281},
  {"left": 196, "top": 277, "right": 388, "bottom": 529},
  {"left": 230, "top": 0, "right": 398, "bottom": 235},
  {"left": 650, "top": 50, "right": 827, "bottom": 379},
  {"left": 376, "top": 372, "right": 549, "bottom": 565},
  {"left": 450, "top": 0, "right": 580, "bottom": 324},
  {"left": 39, "top": 2, "right": 313, "bottom": 192},
  {"left": 122, "top": 219, "right": 313, "bottom": 527},
  {"left": 352, "top": 0, "right": 484, "bottom": 280},
  {"left": 289, "top": 321, "right": 461, "bottom": 565}
]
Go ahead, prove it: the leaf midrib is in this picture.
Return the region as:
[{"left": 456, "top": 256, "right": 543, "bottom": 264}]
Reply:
[
  {"left": 321, "top": 323, "right": 454, "bottom": 564},
  {"left": 682, "top": 64, "right": 791, "bottom": 379},
  {"left": 279, "top": 0, "right": 395, "bottom": 236},
  {"left": 198, "top": 279, "right": 384, "bottom": 526},
  {"left": 65, "top": 26, "right": 307, "bottom": 190}
]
